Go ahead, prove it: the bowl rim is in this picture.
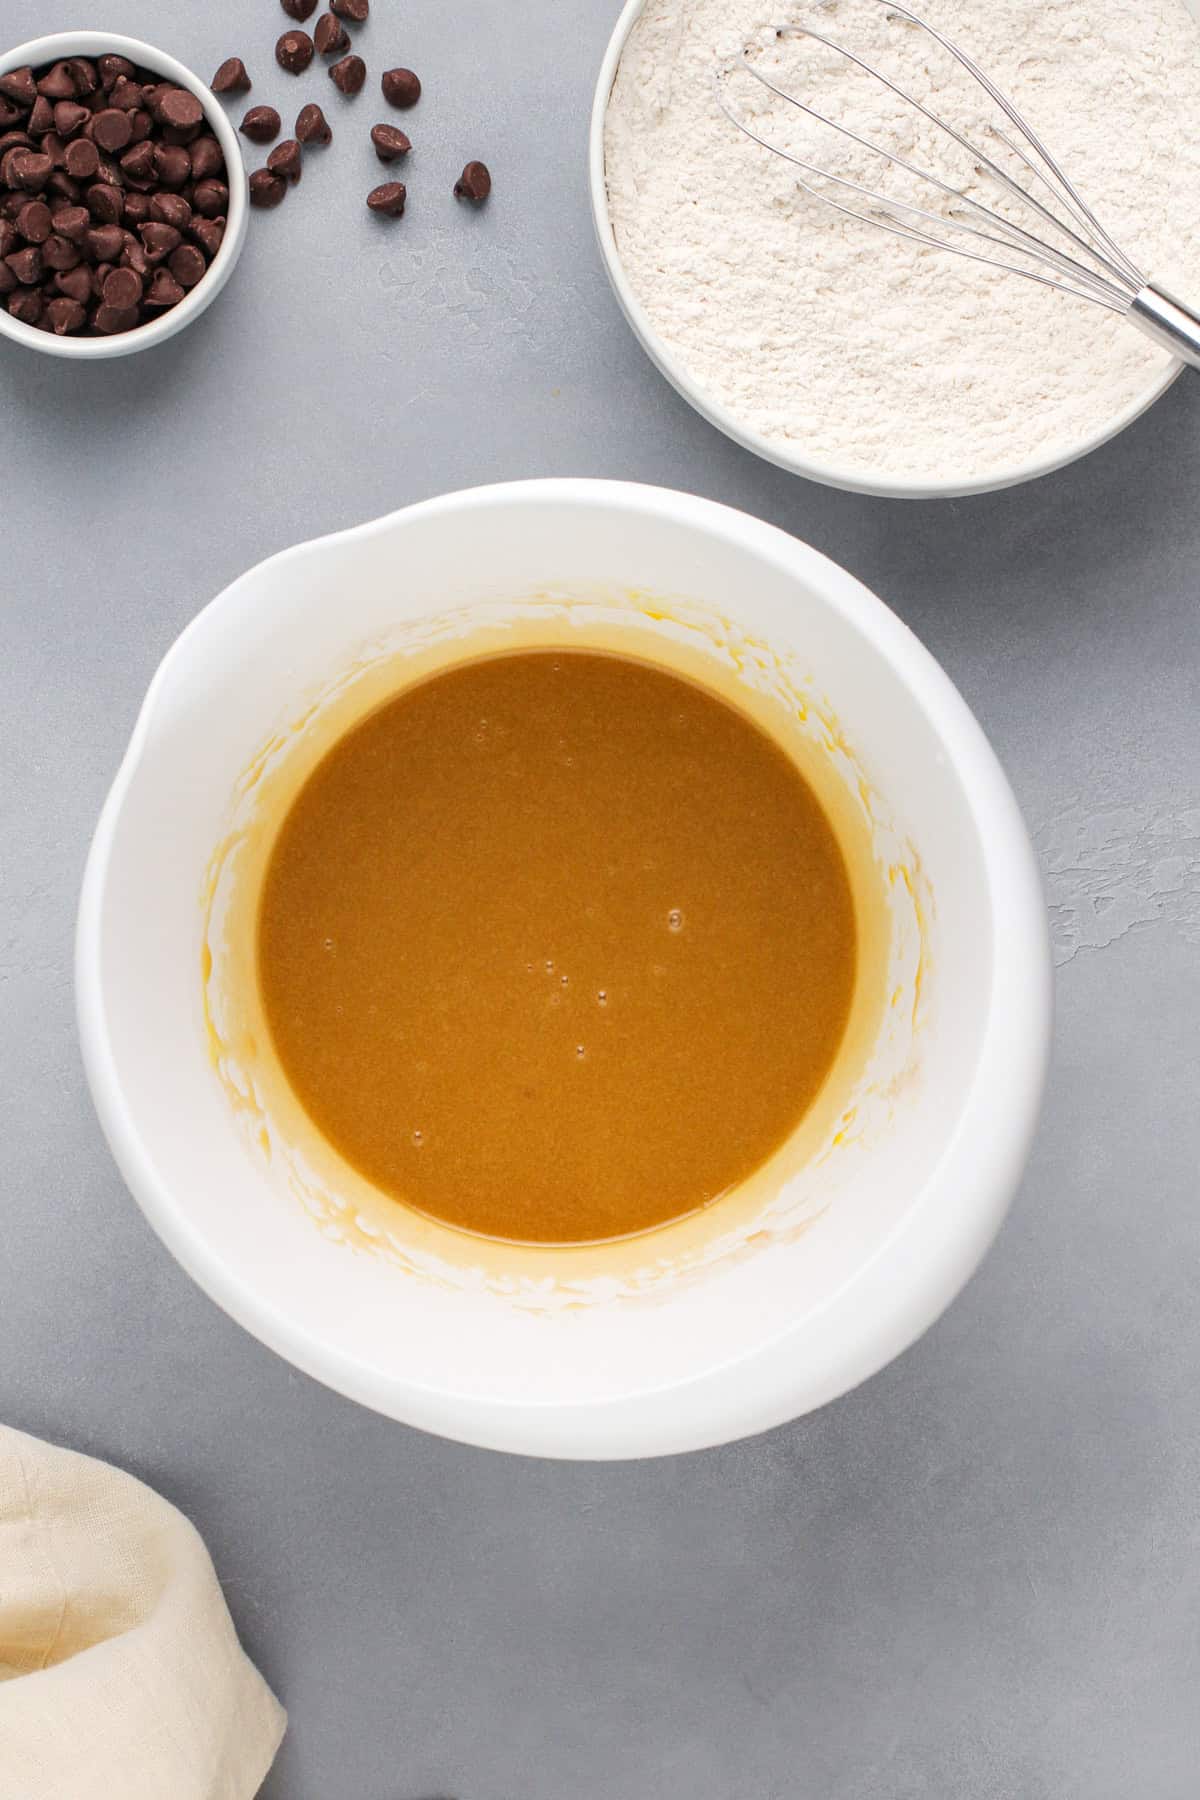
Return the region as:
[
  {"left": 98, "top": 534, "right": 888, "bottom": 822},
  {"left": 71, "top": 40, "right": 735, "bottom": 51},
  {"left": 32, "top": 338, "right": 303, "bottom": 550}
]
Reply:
[
  {"left": 588, "top": 0, "right": 1184, "bottom": 501},
  {"left": 76, "top": 479, "right": 1052, "bottom": 1457},
  {"left": 0, "top": 31, "right": 248, "bottom": 360}
]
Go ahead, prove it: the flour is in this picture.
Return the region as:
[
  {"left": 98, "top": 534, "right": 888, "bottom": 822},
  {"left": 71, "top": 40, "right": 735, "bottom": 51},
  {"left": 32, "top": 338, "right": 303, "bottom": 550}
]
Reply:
[{"left": 604, "top": 0, "right": 1200, "bottom": 483}]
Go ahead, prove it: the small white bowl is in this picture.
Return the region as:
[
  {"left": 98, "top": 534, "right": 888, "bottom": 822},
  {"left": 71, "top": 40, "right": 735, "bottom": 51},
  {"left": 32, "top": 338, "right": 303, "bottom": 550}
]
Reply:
[
  {"left": 77, "top": 480, "right": 1051, "bottom": 1459},
  {"left": 0, "top": 32, "right": 248, "bottom": 360},
  {"left": 588, "top": 0, "right": 1185, "bottom": 499}
]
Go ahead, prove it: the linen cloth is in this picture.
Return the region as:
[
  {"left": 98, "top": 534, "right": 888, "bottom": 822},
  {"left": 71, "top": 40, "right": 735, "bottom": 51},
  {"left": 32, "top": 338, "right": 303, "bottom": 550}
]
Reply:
[{"left": 0, "top": 1425, "right": 285, "bottom": 1798}]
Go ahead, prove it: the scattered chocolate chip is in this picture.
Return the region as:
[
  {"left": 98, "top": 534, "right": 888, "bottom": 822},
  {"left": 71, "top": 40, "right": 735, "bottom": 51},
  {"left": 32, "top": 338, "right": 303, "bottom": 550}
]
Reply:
[
  {"left": 267, "top": 139, "right": 303, "bottom": 185},
  {"left": 281, "top": 0, "right": 319, "bottom": 16},
  {"left": 381, "top": 68, "right": 421, "bottom": 108},
  {"left": 240, "top": 105, "right": 281, "bottom": 144},
  {"left": 98, "top": 55, "right": 135, "bottom": 93},
  {"left": 296, "top": 102, "right": 332, "bottom": 145},
  {"left": 330, "top": 55, "right": 367, "bottom": 96},
  {"left": 332, "top": 0, "right": 370, "bottom": 17},
  {"left": 64, "top": 137, "right": 100, "bottom": 180},
  {"left": 367, "top": 180, "right": 406, "bottom": 216},
  {"left": 168, "top": 243, "right": 207, "bottom": 288},
  {"left": 454, "top": 160, "right": 492, "bottom": 203},
  {"left": 93, "top": 108, "right": 134, "bottom": 153},
  {"left": 189, "top": 136, "right": 224, "bottom": 181},
  {"left": 45, "top": 293, "right": 86, "bottom": 333},
  {"left": 249, "top": 168, "right": 287, "bottom": 208},
  {"left": 144, "top": 266, "right": 185, "bottom": 308},
  {"left": 5, "top": 244, "right": 43, "bottom": 283},
  {"left": 212, "top": 58, "right": 252, "bottom": 95},
  {"left": 314, "top": 14, "right": 350, "bottom": 58},
  {"left": 0, "top": 67, "right": 38, "bottom": 108},
  {"left": 192, "top": 179, "right": 229, "bottom": 219},
  {"left": 371, "top": 124, "right": 411, "bottom": 163},
  {"left": 16, "top": 200, "right": 52, "bottom": 243},
  {"left": 277, "top": 33, "right": 316, "bottom": 76}
]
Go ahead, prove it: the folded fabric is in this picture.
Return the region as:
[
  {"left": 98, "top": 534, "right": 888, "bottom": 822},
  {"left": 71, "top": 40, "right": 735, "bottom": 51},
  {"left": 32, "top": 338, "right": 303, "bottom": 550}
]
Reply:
[{"left": 0, "top": 1425, "right": 285, "bottom": 1799}]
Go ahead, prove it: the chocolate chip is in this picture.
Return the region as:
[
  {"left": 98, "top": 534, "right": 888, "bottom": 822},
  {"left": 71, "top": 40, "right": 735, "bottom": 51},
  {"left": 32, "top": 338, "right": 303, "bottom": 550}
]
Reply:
[
  {"left": 0, "top": 67, "right": 38, "bottom": 108},
  {"left": 85, "top": 182, "right": 123, "bottom": 223},
  {"left": 168, "top": 243, "right": 207, "bottom": 288},
  {"left": 64, "top": 137, "right": 100, "bottom": 180},
  {"left": 150, "top": 191, "right": 192, "bottom": 231},
  {"left": 28, "top": 97, "right": 54, "bottom": 138},
  {"left": 5, "top": 244, "right": 43, "bottom": 283},
  {"left": 93, "top": 108, "right": 134, "bottom": 153},
  {"left": 52, "top": 205, "right": 90, "bottom": 244},
  {"left": 45, "top": 294, "right": 86, "bottom": 333},
  {"left": 41, "top": 232, "right": 80, "bottom": 272},
  {"left": 120, "top": 233, "right": 150, "bottom": 279},
  {"left": 331, "top": 55, "right": 368, "bottom": 97},
  {"left": 119, "top": 141, "right": 156, "bottom": 186},
  {"left": 212, "top": 58, "right": 252, "bottom": 95},
  {"left": 281, "top": 0, "right": 319, "bottom": 16},
  {"left": 277, "top": 33, "right": 316, "bottom": 76},
  {"left": 47, "top": 172, "right": 81, "bottom": 202},
  {"left": 296, "top": 103, "right": 332, "bottom": 145},
  {"left": 0, "top": 260, "right": 16, "bottom": 295},
  {"left": 332, "top": 0, "right": 369, "bottom": 17},
  {"left": 454, "top": 160, "right": 492, "bottom": 203},
  {"left": 157, "top": 88, "right": 204, "bottom": 131},
  {"left": 86, "top": 223, "right": 124, "bottom": 262},
  {"left": 37, "top": 64, "right": 80, "bottom": 102},
  {"left": 144, "top": 267, "right": 185, "bottom": 308},
  {"left": 0, "top": 218, "right": 15, "bottom": 256},
  {"left": 98, "top": 55, "right": 135, "bottom": 93},
  {"left": 122, "top": 191, "right": 152, "bottom": 225},
  {"left": 0, "top": 99, "right": 24, "bottom": 132},
  {"left": 8, "top": 288, "right": 44, "bottom": 325},
  {"left": 54, "top": 263, "right": 93, "bottom": 303},
  {"left": 189, "top": 136, "right": 224, "bottom": 181},
  {"left": 0, "top": 132, "right": 33, "bottom": 157},
  {"left": 94, "top": 302, "right": 139, "bottom": 333},
  {"left": 381, "top": 68, "right": 421, "bottom": 108},
  {"left": 130, "top": 110, "right": 154, "bottom": 145},
  {"left": 63, "top": 61, "right": 99, "bottom": 98},
  {"left": 190, "top": 214, "right": 225, "bottom": 258},
  {"left": 192, "top": 180, "right": 229, "bottom": 219},
  {"left": 53, "top": 101, "right": 90, "bottom": 138},
  {"left": 241, "top": 106, "right": 281, "bottom": 145},
  {"left": 371, "top": 124, "right": 411, "bottom": 163},
  {"left": 315, "top": 14, "right": 350, "bottom": 57},
  {"left": 249, "top": 169, "right": 287, "bottom": 208},
  {"left": 102, "top": 264, "right": 142, "bottom": 309},
  {"left": 16, "top": 200, "right": 52, "bottom": 243},
  {"left": 139, "top": 221, "right": 182, "bottom": 262},
  {"left": 265, "top": 139, "right": 303, "bottom": 187},
  {"left": 10, "top": 151, "right": 53, "bottom": 192},
  {"left": 40, "top": 134, "right": 68, "bottom": 171},
  {"left": 107, "top": 77, "right": 145, "bottom": 113},
  {"left": 367, "top": 180, "right": 406, "bottom": 216},
  {"left": 153, "top": 144, "right": 192, "bottom": 189}
]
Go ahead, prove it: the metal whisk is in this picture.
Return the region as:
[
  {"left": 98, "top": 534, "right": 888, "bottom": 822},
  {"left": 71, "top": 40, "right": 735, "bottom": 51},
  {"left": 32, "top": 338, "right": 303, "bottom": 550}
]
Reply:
[{"left": 714, "top": 1, "right": 1200, "bottom": 369}]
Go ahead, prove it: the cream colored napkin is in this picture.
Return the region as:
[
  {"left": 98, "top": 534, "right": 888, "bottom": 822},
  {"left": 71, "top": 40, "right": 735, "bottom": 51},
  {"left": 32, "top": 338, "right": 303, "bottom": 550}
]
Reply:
[{"left": 0, "top": 1425, "right": 285, "bottom": 1799}]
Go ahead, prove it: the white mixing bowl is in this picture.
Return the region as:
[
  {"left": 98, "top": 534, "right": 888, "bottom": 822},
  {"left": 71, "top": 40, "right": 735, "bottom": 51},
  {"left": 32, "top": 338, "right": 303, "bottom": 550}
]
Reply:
[
  {"left": 77, "top": 480, "right": 1051, "bottom": 1458},
  {"left": 588, "top": 0, "right": 1187, "bottom": 499}
]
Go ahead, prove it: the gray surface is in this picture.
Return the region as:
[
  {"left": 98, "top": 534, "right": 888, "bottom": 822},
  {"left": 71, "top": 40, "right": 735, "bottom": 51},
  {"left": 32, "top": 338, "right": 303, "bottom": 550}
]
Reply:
[{"left": 2, "top": 1, "right": 1199, "bottom": 1795}]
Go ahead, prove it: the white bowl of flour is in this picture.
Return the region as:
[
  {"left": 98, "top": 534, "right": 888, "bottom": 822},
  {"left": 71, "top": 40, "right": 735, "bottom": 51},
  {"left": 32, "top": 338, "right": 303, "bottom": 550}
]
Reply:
[{"left": 593, "top": 0, "right": 1200, "bottom": 496}]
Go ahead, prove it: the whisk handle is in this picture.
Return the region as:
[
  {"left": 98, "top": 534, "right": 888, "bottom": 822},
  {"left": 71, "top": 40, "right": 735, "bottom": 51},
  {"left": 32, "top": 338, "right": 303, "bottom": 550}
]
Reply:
[{"left": 1129, "top": 284, "right": 1200, "bottom": 372}]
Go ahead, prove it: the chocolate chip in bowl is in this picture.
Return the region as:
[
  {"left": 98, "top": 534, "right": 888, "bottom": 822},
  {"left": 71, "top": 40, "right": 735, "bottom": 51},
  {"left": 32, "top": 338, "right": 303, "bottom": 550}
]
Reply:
[{"left": 0, "top": 32, "right": 247, "bottom": 359}]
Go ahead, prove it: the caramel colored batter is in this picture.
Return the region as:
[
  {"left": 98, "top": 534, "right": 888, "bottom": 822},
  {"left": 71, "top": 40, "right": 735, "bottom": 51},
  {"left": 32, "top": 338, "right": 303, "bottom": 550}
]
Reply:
[{"left": 257, "top": 650, "right": 857, "bottom": 1244}]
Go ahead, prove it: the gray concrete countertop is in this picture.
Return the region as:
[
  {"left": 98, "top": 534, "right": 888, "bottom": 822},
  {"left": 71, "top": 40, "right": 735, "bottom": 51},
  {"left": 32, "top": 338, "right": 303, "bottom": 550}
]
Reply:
[{"left": 3, "top": 2, "right": 1198, "bottom": 1795}]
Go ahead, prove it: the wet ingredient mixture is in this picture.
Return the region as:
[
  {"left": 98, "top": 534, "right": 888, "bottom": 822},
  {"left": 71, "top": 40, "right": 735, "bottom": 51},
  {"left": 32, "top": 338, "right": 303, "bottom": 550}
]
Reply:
[{"left": 257, "top": 649, "right": 857, "bottom": 1244}]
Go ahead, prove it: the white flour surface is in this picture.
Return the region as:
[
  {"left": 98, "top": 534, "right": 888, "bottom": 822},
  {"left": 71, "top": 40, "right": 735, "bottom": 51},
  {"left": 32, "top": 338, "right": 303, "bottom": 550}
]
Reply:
[{"left": 604, "top": 0, "right": 1200, "bottom": 485}]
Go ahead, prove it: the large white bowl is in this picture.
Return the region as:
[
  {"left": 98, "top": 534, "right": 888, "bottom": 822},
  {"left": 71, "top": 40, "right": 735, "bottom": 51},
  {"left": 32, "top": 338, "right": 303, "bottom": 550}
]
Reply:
[
  {"left": 0, "top": 32, "right": 248, "bottom": 360},
  {"left": 77, "top": 480, "right": 1051, "bottom": 1458},
  {"left": 588, "top": 0, "right": 1186, "bottom": 499}
]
